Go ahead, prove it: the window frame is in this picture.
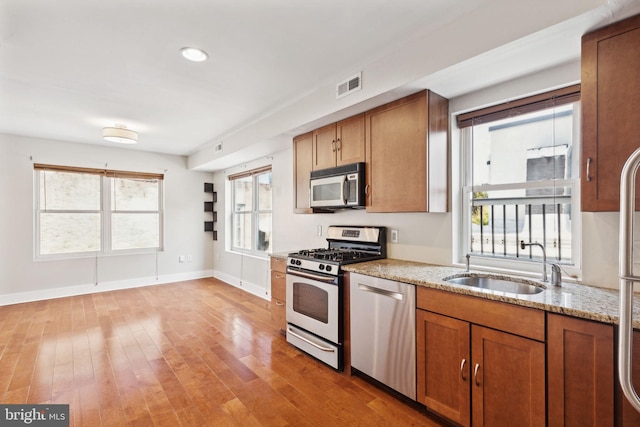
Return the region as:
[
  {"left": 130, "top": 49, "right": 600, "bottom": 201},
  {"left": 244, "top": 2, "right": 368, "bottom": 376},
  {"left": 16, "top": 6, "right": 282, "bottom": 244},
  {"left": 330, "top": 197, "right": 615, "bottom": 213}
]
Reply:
[
  {"left": 456, "top": 86, "right": 582, "bottom": 278},
  {"left": 229, "top": 166, "right": 272, "bottom": 256},
  {"left": 34, "top": 164, "right": 164, "bottom": 260}
]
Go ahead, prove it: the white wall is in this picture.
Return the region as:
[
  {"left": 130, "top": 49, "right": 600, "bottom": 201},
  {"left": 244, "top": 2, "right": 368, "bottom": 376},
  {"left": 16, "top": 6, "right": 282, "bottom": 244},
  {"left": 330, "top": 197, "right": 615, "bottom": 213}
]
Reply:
[{"left": 0, "top": 134, "right": 215, "bottom": 305}]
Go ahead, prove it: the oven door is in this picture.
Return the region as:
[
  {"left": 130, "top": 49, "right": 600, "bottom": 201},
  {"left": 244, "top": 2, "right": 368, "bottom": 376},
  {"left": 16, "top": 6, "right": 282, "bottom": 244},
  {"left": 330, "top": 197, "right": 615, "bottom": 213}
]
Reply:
[{"left": 286, "top": 269, "right": 340, "bottom": 344}]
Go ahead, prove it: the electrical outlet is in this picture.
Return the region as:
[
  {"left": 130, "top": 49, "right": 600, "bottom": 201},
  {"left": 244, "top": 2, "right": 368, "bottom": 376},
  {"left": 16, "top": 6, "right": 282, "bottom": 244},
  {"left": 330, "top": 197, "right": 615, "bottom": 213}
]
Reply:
[
  {"left": 187, "top": 254, "right": 193, "bottom": 262},
  {"left": 179, "top": 255, "right": 185, "bottom": 263},
  {"left": 391, "top": 229, "right": 399, "bottom": 243},
  {"left": 317, "top": 225, "right": 322, "bottom": 236}
]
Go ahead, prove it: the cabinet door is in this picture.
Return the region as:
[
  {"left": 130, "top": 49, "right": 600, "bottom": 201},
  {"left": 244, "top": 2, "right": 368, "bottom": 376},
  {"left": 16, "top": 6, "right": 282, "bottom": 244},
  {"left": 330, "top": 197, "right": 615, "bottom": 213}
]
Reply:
[
  {"left": 547, "top": 313, "right": 614, "bottom": 427},
  {"left": 365, "top": 90, "right": 448, "bottom": 213},
  {"left": 293, "top": 132, "right": 313, "bottom": 213},
  {"left": 366, "top": 91, "right": 427, "bottom": 212},
  {"left": 581, "top": 14, "right": 640, "bottom": 211},
  {"left": 312, "top": 123, "right": 337, "bottom": 171},
  {"left": 336, "top": 114, "right": 365, "bottom": 166},
  {"left": 416, "top": 310, "right": 471, "bottom": 427},
  {"left": 619, "top": 329, "right": 640, "bottom": 426},
  {"left": 471, "top": 325, "right": 545, "bottom": 427}
]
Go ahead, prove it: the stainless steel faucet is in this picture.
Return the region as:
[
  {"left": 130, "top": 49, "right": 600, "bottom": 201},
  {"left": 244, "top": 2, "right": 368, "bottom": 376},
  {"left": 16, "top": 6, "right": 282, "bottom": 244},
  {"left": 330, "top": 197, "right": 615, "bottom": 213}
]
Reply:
[
  {"left": 520, "top": 240, "right": 547, "bottom": 282},
  {"left": 465, "top": 253, "right": 471, "bottom": 272}
]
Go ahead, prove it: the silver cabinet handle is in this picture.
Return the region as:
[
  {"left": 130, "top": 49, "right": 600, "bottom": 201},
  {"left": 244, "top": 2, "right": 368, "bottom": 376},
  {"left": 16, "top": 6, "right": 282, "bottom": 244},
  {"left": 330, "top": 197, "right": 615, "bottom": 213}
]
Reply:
[
  {"left": 474, "top": 363, "right": 480, "bottom": 386},
  {"left": 460, "top": 359, "right": 467, "bottom": 381},
  {"left": 336, "top": 138, "right": 342, "bottom": 151},
  {"left": 274, "top": 274, "right": 285, "bottom": 279},
  {"left": 287, "top": 327, "right": 336, "bottom": 352},
  {"left": 274, "top": 300, "right": 284, "bottom": 306},
  {"left": 331, "top": 139, "right": 336, "bottom": 152},
  {"left": 586, "top": 157, "right": 592, "bottom": 182},
  {"left": 358, "top": 283, "right": 404, "bottom": 301}
]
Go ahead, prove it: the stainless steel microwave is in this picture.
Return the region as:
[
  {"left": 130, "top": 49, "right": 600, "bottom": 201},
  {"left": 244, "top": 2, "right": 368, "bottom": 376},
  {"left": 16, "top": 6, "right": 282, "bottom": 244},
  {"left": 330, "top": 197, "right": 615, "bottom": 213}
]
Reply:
[{"left": 309, "top": 162, "right": 365, "bottom": 209}]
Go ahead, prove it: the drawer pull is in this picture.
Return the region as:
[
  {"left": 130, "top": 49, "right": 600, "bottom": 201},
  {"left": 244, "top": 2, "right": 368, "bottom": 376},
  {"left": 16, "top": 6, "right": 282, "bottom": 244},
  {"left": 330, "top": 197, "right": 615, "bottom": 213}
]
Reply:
[
  {"left": 586, "top": 157, "right": 592, "bottom": 182},
  {"left": 274, "top": 300, "right": 284, "bottom": 306}
]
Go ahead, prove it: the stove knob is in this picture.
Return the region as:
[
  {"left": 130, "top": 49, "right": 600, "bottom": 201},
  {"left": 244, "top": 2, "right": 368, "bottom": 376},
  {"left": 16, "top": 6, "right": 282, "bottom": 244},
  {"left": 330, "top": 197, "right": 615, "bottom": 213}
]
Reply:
[
  {"left": 295, "top": 259, "right": 302, "bottom": 266},
  {"left": 326, "top": 265, "right": 332, "bottom": 272},
  {"left": 290, "top": 259, "right": 295, "bottom": 265},
  {"left": 319, "top": 264, "right": 325, "bottom": 271}
]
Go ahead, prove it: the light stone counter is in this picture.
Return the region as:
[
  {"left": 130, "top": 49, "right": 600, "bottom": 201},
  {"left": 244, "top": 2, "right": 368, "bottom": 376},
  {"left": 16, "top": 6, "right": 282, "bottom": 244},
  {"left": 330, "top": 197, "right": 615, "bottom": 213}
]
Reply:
[{"left": 343, "top": 258, "right": 640, "bottom": 328}]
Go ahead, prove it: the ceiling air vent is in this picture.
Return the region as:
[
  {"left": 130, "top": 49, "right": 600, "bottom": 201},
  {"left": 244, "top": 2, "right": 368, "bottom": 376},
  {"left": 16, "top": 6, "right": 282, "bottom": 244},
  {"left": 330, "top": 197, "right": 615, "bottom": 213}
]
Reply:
[{"left": 336, "top": 72, "right": 362, "bottom": 99}]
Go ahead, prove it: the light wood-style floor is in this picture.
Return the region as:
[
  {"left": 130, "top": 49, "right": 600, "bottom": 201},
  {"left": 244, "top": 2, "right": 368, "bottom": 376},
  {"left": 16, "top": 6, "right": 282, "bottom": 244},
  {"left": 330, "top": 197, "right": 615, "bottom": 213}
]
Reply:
[{"left": 0, "top": 278, "right": 447, "bottom": 426}]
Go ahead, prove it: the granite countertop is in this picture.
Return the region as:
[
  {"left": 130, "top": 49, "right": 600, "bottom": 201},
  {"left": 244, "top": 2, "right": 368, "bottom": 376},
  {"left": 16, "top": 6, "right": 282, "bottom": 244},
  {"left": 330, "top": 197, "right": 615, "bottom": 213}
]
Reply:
[{"left": 343, "top": 258, "right": 640, "bottom": 328}]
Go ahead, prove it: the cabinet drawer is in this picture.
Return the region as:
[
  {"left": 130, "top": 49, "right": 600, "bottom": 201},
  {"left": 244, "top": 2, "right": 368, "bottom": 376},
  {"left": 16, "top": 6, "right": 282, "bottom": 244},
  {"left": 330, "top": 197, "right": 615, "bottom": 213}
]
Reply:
[
  {"left": 271, "top": 270, "right": 286, "bottom": 301},
  {"left": 270, "top": 256, "right": 287, "bottom": 273},
  {"left": 417, "top": 287, "right": 544, "bottom": 341}
]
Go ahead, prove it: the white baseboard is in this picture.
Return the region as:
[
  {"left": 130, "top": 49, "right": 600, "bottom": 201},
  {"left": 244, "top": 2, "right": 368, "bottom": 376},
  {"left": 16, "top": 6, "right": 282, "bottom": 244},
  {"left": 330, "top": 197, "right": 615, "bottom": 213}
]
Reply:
[
  {"left": 0, "top": 270, "right": 215, "bottom": 306},
  {"left": 213, "top": 269, "right": 270, "bottom": 301}
]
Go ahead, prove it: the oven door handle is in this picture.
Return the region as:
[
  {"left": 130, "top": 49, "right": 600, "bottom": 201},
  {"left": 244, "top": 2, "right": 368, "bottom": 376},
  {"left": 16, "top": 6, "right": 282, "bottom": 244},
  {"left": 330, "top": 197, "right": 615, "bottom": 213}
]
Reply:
[
  {"left": 287, "top": 327, "right": 336, "bottom": 353},
  {"left": 287, "top": 269, "right": 336, "bottom": 283}
]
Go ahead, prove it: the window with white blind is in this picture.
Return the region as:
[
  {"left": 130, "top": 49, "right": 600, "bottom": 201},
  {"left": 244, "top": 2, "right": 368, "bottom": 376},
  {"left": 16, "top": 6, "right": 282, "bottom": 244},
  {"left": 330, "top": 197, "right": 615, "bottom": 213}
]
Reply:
[
  {"left": 457, "top": 85, "right": 581, "bottom": 270},
  {"left": 34, "top": 164, "right": 163, "bottom": 258},
  {"left": 229, "top": 166, "right": 272, "bottom": 254}
]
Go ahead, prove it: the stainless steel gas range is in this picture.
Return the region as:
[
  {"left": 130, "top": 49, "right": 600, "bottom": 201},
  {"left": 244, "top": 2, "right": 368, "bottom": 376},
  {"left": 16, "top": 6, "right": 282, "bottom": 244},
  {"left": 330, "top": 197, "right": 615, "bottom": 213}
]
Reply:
[{"left": 285, "top": 225, "right": 386, "bottom": 370}]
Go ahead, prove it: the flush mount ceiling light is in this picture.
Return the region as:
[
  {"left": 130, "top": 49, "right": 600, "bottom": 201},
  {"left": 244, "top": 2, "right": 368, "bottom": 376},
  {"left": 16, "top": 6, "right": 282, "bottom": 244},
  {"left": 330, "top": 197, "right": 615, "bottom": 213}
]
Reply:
[
  {"left": 180, "top": 47, "right": 208, "bottom": 62},
  {"left": 103, "top": 125, "right": 138, "bottom": 144}
]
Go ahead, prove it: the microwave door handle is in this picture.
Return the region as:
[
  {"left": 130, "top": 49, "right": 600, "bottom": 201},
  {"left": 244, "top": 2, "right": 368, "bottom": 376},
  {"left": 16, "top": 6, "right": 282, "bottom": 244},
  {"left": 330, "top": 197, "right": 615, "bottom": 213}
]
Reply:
[{"left": 343, "top": 176, "right": 349, "bottom": 205}]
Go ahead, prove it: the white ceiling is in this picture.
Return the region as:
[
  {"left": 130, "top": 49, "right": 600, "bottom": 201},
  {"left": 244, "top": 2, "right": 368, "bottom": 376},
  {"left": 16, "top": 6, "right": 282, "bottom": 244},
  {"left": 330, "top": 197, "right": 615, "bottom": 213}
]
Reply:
[{"left": 1, "top": 0, "right": 639, "bottom": 171}]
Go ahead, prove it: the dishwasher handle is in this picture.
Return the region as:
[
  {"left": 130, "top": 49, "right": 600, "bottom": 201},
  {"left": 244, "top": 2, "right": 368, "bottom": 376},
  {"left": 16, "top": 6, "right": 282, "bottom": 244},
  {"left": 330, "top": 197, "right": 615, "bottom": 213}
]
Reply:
[{"left": 357, "top": 283, "right": 404, "bottom": 301}]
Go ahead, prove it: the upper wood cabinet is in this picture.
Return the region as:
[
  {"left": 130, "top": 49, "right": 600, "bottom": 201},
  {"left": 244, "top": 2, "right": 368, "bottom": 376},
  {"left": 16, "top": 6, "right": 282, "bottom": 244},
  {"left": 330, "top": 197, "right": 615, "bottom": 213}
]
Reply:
[
  {"left": 312, "top": 114, "right": 365, "bottom": 171},
  {"left": 581, "top": 13, "right": 640, "bottom": 211},
  {"left": 293, "top": 132, "right": 313, "bottom": 213},
  {"left": 365, "top": 90, "right": 448, "bottom": 213}
]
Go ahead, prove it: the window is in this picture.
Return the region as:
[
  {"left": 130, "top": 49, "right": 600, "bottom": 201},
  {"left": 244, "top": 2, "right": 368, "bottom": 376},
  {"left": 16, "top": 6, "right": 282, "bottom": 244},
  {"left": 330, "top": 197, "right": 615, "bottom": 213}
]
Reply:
[
  {"left": 229, "top": 166, "right": 272, "bottom": 254},
  {"left": 34, "top": 164, "right": 163, "bottom": 258},
  {"left": 457, "top": 85, "right": 580, "bottom": 269}
]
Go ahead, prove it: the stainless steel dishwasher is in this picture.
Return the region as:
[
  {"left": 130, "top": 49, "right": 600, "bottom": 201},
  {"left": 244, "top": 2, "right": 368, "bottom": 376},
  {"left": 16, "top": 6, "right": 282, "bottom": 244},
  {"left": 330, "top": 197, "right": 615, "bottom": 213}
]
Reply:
[{"left": 349, "top": 272, "right": 416, "bottom": 400}]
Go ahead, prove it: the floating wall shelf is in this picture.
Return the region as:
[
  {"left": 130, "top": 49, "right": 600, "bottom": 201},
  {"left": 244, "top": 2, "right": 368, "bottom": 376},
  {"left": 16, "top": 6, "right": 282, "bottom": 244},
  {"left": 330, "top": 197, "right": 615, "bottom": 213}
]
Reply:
[{"left": 204, "top": 182, "right": 217, "bottom": 240}]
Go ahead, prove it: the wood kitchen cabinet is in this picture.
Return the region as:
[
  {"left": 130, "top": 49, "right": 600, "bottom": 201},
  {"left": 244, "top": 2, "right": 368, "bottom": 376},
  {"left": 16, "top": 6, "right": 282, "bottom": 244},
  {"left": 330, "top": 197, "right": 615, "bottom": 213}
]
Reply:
[
  {"left": 581, "top": 13, "right": 640, "bottom": 211},
  {"left": 293, "top": 132, "right": 313, "bottom": 213},
  {"left": 416, "top": 287, "right": 545, "bottom": 427},
  {"left": 547, "top": 313, "right": 614, "bottom": 426},
  {"left": 270, "top": 256, "right": 287, "bottom": 335},
  {"left": 312, "top": 113, "right": 365, "bottom": 171},
  {"left": 365, "top": 90, "right": 448, "bottom": 213},
  {"left": 617, "top": 329, "right": 640, "bottom": 426}
]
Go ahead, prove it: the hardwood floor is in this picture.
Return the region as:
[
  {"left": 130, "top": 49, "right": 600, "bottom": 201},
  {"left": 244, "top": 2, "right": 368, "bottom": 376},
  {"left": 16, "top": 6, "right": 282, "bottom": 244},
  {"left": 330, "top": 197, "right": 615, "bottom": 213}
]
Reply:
[{"left": 0, "top": 278, "right": 446, "bottom": 426}]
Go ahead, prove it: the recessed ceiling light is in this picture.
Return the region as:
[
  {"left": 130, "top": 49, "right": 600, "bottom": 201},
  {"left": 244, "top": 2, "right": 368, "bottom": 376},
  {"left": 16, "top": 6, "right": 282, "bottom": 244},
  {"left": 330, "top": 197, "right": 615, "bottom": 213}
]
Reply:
[
  {"left": 180, "top": 47, "right": 208, "bottom": 62},
  {"left": 103, "top": 125, "right": 138, "bottom": 144}
]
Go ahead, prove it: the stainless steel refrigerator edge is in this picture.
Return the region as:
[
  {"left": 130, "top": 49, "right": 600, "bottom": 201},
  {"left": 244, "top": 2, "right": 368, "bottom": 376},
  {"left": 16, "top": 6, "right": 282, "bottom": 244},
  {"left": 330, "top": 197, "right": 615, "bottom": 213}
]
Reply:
[{"left": 349, "top": 272, "right": 416, "bottom": 400}]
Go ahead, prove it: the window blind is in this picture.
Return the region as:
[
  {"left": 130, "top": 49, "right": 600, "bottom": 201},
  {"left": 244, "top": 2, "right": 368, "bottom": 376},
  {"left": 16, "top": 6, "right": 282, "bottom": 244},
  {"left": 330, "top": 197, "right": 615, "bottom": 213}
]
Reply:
[
  {"left": 456, "top": 84, "right": 581, "bottom": 129},
  {"left": 33, "top": 163, "right": 164, "bottom": 180}
]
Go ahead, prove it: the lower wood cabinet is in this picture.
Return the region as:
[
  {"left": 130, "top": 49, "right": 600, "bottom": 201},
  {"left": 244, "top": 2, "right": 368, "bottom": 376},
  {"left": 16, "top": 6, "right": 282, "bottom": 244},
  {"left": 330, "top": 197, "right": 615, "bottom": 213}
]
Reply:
[
  {"left": 617, "top": 329, "right": 640, "bottom": 426},
  {"left": 416, "top": 288, "right": 545, "bottom": 427},
  {"left": 547, "top": 313, "right": 614, "bottom": 427},
  {"left": 270, "top": 256, "right": 287, "bottom": 334},
  {"left": 416, "top": 309, "right": 470, "bottom": 425}
]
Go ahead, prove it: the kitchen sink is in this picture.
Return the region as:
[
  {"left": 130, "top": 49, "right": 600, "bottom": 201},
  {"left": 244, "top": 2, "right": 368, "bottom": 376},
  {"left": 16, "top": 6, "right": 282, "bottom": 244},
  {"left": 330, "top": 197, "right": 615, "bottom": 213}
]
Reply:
[{"left": 443, "top": 274, "right": 545, "bottom": 295}]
